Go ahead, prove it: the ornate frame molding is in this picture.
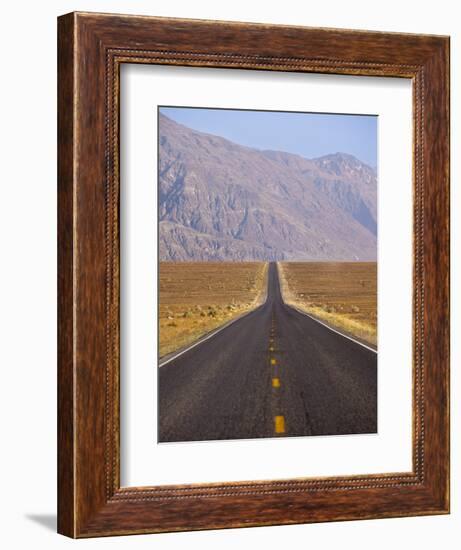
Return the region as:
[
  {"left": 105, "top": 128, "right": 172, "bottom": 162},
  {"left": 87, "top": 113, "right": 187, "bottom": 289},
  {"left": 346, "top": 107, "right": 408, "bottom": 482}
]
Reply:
[{"left": 58, "top": 12, "right": 449, "bottom": 537}]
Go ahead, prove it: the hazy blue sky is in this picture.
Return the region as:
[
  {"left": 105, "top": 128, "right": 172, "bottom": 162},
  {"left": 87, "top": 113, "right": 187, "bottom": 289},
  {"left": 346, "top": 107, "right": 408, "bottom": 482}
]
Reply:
[{"left": 160, "top": 106, "right": 377, "bottom": 168}]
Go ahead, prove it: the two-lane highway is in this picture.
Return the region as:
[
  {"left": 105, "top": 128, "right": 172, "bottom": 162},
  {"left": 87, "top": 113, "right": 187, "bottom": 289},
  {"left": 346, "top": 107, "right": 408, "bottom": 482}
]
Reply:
[{"left": 158, "top": 263, "right": 377, "bottom": 442}]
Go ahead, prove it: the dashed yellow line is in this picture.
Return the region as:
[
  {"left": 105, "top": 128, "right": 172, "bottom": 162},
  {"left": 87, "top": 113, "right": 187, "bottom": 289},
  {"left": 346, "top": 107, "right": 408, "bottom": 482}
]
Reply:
[
  {"left": 274, "top": 415, "right": 285, "bottom": 433},
  {"left": 269, "top": 321, "right": 284, "bottom": 434}
]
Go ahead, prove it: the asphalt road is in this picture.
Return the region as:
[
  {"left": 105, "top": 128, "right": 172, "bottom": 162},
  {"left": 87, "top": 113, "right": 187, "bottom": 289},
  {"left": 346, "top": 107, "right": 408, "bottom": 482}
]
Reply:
[{"left": 158, "top": 263, "right": 377, "bottom": 443}]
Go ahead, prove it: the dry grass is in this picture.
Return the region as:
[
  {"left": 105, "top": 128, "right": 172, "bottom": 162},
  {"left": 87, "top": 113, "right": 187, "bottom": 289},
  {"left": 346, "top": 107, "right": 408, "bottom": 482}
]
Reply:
[
  {"left": 159, "top": 262, "right": 268, "bottom": 357},
  {"left": 278, "top": 262, "right": 377, "bottom": 347}
]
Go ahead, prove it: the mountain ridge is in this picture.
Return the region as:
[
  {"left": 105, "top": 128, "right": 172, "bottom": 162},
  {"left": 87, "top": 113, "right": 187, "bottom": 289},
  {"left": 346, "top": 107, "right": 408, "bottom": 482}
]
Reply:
[{"left": 158, "top": 113, "right": 377, "bottom": 261}]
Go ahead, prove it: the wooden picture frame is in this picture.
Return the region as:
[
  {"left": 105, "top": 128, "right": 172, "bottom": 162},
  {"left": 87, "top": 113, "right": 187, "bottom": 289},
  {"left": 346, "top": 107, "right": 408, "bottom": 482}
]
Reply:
[{"left": 57, "top": 12, "right": 450, "bottom": 537}]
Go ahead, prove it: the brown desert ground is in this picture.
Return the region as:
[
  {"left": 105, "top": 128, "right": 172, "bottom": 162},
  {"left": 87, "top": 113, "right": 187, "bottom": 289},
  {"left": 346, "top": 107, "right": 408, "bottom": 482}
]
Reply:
[
  {"left": 278, "top": 262, "right": 377, "bottom": 347},
  {"left": 159, "top": 262, "right": 268, "bottom": 357}
]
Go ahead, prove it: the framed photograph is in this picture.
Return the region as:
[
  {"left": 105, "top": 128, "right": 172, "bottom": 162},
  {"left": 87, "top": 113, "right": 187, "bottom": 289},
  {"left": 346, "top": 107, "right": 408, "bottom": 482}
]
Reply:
[{"left": 58, "top": 12, "right": 450, "bottom": 537}]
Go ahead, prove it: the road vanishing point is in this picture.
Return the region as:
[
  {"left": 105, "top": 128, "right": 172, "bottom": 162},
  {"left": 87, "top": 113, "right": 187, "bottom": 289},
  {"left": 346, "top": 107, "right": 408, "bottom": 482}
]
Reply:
[{"left": 158, "top": 263, "right": 377, "bottom": 443}]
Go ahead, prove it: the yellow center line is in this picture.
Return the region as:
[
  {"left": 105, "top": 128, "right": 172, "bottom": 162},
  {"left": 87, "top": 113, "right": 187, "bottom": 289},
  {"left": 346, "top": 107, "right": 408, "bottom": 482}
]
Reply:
[
  {"left": 272, "top": 377, "right": 280, "bottom": 388},
  {"left": 274, "top": 416, "right": 285, "bottom": 433}
]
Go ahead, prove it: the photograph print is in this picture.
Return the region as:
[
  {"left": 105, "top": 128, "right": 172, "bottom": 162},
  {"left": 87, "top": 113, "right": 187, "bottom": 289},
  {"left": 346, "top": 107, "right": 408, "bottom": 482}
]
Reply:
[{"left": 158, "top": 106, "right": 377, "bottom": 443}]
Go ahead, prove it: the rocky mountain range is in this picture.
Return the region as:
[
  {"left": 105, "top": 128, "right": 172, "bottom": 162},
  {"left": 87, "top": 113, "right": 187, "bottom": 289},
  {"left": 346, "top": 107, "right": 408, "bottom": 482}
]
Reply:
[{"left": 158, "top": 113, "right": 377, "bottom": 261}]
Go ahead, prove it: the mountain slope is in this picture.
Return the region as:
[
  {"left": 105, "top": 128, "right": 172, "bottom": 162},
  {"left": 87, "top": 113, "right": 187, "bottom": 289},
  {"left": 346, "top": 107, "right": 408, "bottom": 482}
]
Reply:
[{"left": 158, "top": 114, "right": 377, "bottom": 261}]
